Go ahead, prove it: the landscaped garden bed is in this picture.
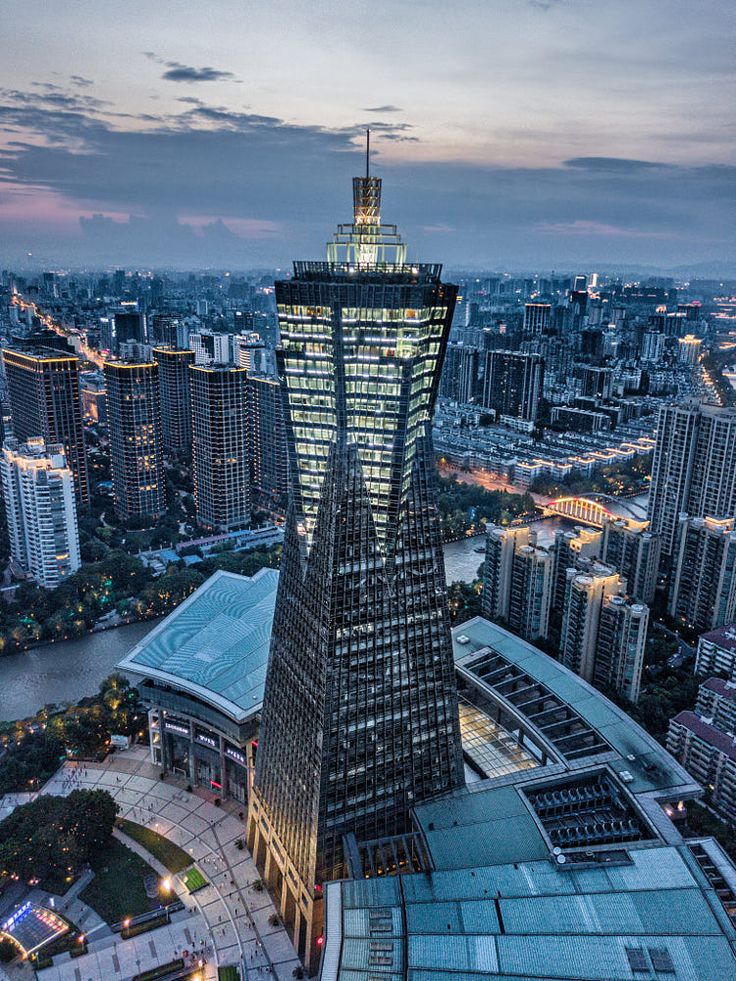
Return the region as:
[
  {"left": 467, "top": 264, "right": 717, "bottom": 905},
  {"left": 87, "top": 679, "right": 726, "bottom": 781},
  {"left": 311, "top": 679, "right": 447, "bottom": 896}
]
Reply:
[
  {"left": 118, "top": 819, "right": 193, "bottom": 872},
  {"left": 181, "top": 866, "right": 208, "bottom": 894}
]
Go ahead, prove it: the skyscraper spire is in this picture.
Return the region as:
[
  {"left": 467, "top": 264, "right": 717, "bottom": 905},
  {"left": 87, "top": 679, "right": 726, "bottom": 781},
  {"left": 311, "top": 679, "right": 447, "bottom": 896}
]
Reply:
[{"left": 366, "top": 127, "right": 370, "bottom": 178}]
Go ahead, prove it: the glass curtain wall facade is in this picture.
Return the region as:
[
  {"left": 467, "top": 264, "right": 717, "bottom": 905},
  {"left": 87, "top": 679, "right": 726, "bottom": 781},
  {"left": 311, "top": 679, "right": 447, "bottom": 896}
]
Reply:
[{"left": 247, "top": 169, "right": 464, "bottom": 971}]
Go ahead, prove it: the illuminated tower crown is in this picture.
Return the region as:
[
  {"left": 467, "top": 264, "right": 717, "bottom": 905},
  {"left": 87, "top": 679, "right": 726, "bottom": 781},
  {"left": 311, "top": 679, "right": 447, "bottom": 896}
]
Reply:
[{"left": 327, "top": 130, "right": 407, "bottom": 266}]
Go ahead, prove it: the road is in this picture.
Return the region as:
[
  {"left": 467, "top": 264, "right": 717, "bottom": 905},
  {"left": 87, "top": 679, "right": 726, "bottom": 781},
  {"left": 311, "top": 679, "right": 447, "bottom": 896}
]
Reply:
[{"left": 11, "top": 294, "right": 106, "bottom": 367}]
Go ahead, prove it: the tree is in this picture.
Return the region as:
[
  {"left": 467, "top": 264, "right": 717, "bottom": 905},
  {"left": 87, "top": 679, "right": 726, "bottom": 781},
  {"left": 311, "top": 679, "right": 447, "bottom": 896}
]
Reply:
[
  {"left": 448, "top": 581, "right": 483, "bottom": 624},
  {"left": 0, "top": 790, "right": 118, "bottom": 885}
]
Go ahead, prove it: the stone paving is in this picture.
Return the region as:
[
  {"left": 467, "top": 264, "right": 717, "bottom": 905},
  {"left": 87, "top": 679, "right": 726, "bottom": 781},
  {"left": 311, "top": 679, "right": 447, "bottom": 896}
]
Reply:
[{"left": 0, "top": 748, "right": 302, "bottom": 981}]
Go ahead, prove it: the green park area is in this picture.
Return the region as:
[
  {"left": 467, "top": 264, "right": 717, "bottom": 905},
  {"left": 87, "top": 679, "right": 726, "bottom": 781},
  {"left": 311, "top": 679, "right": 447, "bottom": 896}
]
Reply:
[
  {"left": 0, "top": 674, "right": 144, "bottom": 794},
  {"left": 80, "top": 836, "right": 169, "bottom": 923},
  {"left": 118, "top": 819, "right": 193, "bottom": 873}
]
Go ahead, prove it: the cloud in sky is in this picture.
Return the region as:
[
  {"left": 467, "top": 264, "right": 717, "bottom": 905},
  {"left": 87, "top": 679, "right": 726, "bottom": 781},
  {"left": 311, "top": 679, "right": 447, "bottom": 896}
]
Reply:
[
  {"left": 0, "top": 84, "right": 732, "bottom": 270},
  {"left": 0, "top": 0, "right": 733, "bottom": 269},
  {"left": 143, "top": 51, "right": 238, "bottom": 84},
  {"left": 161, "top": 63, "right": 237, "bottom": 83}
]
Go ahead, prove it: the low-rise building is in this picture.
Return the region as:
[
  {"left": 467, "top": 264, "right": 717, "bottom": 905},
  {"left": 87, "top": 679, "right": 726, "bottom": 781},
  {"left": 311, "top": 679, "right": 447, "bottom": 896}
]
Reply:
[{"left": 118, "top": 568, "right": 278, "bottom": 804}]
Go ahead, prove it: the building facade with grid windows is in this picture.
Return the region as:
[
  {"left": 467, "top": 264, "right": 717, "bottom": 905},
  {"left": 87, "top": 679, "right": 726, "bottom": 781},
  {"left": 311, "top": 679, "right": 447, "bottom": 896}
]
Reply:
[
  {"left": 246, "top": 167, "right": 465, "bottom": 972},
  {"left": 104, "top": 360, "right": 166, "bottom": 521},
  {"left": 190, "top": 364, "right": 250, "bottom": 531},
  {"left": 2, "top": 346, "right": 90, "bottom": 504}
]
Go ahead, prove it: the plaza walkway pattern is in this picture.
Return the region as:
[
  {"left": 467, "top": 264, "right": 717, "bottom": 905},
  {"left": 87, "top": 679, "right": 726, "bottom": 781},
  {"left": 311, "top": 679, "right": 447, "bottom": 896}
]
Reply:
[{"left": 0, "top": 748, "right": 301, "bottom": 981}]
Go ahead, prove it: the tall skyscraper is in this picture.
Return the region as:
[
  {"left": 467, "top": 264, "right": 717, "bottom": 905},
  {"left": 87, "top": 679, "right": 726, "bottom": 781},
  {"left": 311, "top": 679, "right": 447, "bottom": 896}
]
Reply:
[
  {"left": 648, "top": 403, "right": 736, "bottom": 559},
  {"left": 483, "top": 524, "right": 553, "bottom": 640},
  {"left": 190, "top": 365, "right": 250, "bottom": 531},
  {"left": 104, "top": 360, "right": 166, "bottom": 521},
  {"left": 600, "top": 518, "right": 661, "bottom": 604},
  {"left": 669, "top": 515, "right": 736, "bottom": 632},
  {"left": 523, "top": 302, "right": 551, "bottom": 335},
  {"left": 2, "top": 347, "right": 89, "bottom": 503},
  {"left": 153, "top": 347, "right": 195, "bottom": 458},
  {"left": 560, "top": 563, "right": 648, "bottom": 702},
  {"left": 247, "top": 374, "right": 289, "bottom": 514},
  {"left": 479, "top": 350, "right": 544, "bottom": 424},
  {"left": 0, "top": 437, "right": 80, "bottom": 589},
  {"left": 247, "top": 162, "right": 464, "bottom": 970}
]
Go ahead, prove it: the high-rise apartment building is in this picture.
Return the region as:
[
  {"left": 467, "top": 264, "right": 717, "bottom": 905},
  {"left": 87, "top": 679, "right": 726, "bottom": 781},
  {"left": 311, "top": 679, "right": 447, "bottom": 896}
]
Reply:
[
  {"left": 2, "top": 347, "right": 89, "bottom": 503},
  {"left": 523, "top": 302, "right": 551, "bottom": 335},
  {"left": 594, "top": 594, "right": 649, "bottom": 703},
  {"left": 153, "top": 347, "right": 195, "bottom": 458},
  {"left": 560, "top": 563, "right": 647, "bottom": 702},
  {"left": 113, "top": 310, "right": 146, "bottom": 349},
  {"left": 648, "top": 403, "right": 736, "bottom": 559},
  {"left": 640, "top": 330, "right": 665, "bottom": 363},
  {"left": 104, "top": 360, "right": 166, "bottom": 521},
  {"left": 247, "top": 374, "right": 289, "bottom": 514},
  {"left": 483, "top": 524, "right": 553, "bottom": 640},
  {"left": 551, "top": 526, "right": 602, "bottom": 612},
  {"left": 190, "top": 365, "right": 250, "bottom": 531},
  {"left": 439, "top": 343, "right": 478, "bottom": 402},
  {"left": 247, "top": 166, "right": 464, "bottom": 970},
  {"left": 677, "top": 334, "right": 702, "bottom": 365},
  {"left": 0, "top": 437, "right": 80, "bottom": 588},
  {"left": 600, "top": 518, "right": 661, "bottom": 604},
  {"left": 668, "top": 515, "right": 736, "bottom": 632},
  {"left": 479, "top": 350, "right": 544, "bottom": 424},
  {"left": 189, "top": 330, "right": 232, "bottom": 365}
]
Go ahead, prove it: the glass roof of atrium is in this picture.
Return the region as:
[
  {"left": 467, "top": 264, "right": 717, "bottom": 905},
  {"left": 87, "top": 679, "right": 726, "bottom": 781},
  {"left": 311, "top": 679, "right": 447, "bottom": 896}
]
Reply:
[{"left": 118, "top": 568, "right": 278, "bottom": 723}]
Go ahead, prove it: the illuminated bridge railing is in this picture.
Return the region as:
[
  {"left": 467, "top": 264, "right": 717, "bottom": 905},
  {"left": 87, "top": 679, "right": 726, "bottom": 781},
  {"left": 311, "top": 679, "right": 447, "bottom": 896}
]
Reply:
[{"left": 544, "top": 496, "right": 615, "bottom": 528}]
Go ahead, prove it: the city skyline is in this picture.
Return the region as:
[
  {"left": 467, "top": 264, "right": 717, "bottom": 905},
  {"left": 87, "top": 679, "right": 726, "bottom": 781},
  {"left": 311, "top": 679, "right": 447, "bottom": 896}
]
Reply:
[{"left": 0, "top": 0, "right": 734, "bottom": 269}]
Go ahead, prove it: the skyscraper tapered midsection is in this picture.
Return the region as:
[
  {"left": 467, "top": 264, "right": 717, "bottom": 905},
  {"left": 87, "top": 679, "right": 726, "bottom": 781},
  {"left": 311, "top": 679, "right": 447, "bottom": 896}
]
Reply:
[{"left": 252, "top": 265, "right": 464, "bottom": 891}]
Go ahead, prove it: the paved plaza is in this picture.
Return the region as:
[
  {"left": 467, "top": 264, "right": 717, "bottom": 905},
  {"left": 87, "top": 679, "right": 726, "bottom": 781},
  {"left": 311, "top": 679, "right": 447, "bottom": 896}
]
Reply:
[{"left": 0, "top": 747, "right": 302, "bottom": 981}]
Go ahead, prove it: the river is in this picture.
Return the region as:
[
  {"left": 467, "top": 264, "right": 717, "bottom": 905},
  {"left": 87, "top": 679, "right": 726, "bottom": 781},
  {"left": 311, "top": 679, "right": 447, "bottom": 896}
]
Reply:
[{"left": 0, "top": 620, "right": 155, "bottom": 723}]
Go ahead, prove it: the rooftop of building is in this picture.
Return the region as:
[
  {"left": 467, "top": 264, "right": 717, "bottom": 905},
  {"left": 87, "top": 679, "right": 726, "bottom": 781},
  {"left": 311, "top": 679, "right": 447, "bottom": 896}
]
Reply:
[
  {"left": 117, "top": 568, "right": 278, "bottom": 724},
  {"left": 1, "top": 345, "right": 78, "bottom": 362},
  {"left": 700, "top": 623, "right": 736, "bottom": 653},
  {"left": 321, "top": 840, "right": 736, "bottom": 981},
  {"left": 320, "top": 622, "right": 736, "bottom": 981},
  {"left": 672, "top": 711, "right": 736, "bottom": 763},
  {"left": 701, "top": 677, "right": 736, "bottom": 702},
  {"left": 452, "top": 617, "right": 696, "bottom": 801}
]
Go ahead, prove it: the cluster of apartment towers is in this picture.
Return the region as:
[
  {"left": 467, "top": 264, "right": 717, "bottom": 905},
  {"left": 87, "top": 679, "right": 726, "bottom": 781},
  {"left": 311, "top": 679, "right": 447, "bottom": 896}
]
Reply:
[
  {"left": 0, "top": 341, "right": 288, "bottom": 588},
  {"left": 484, "top": 399, "right": 736, "bottom": 704}
]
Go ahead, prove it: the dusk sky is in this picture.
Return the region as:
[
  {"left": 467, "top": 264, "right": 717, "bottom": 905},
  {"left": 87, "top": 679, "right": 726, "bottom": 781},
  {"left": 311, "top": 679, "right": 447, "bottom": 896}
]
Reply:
[{"left": 1, "top": 0, "right": 734, "bottom": 271}]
